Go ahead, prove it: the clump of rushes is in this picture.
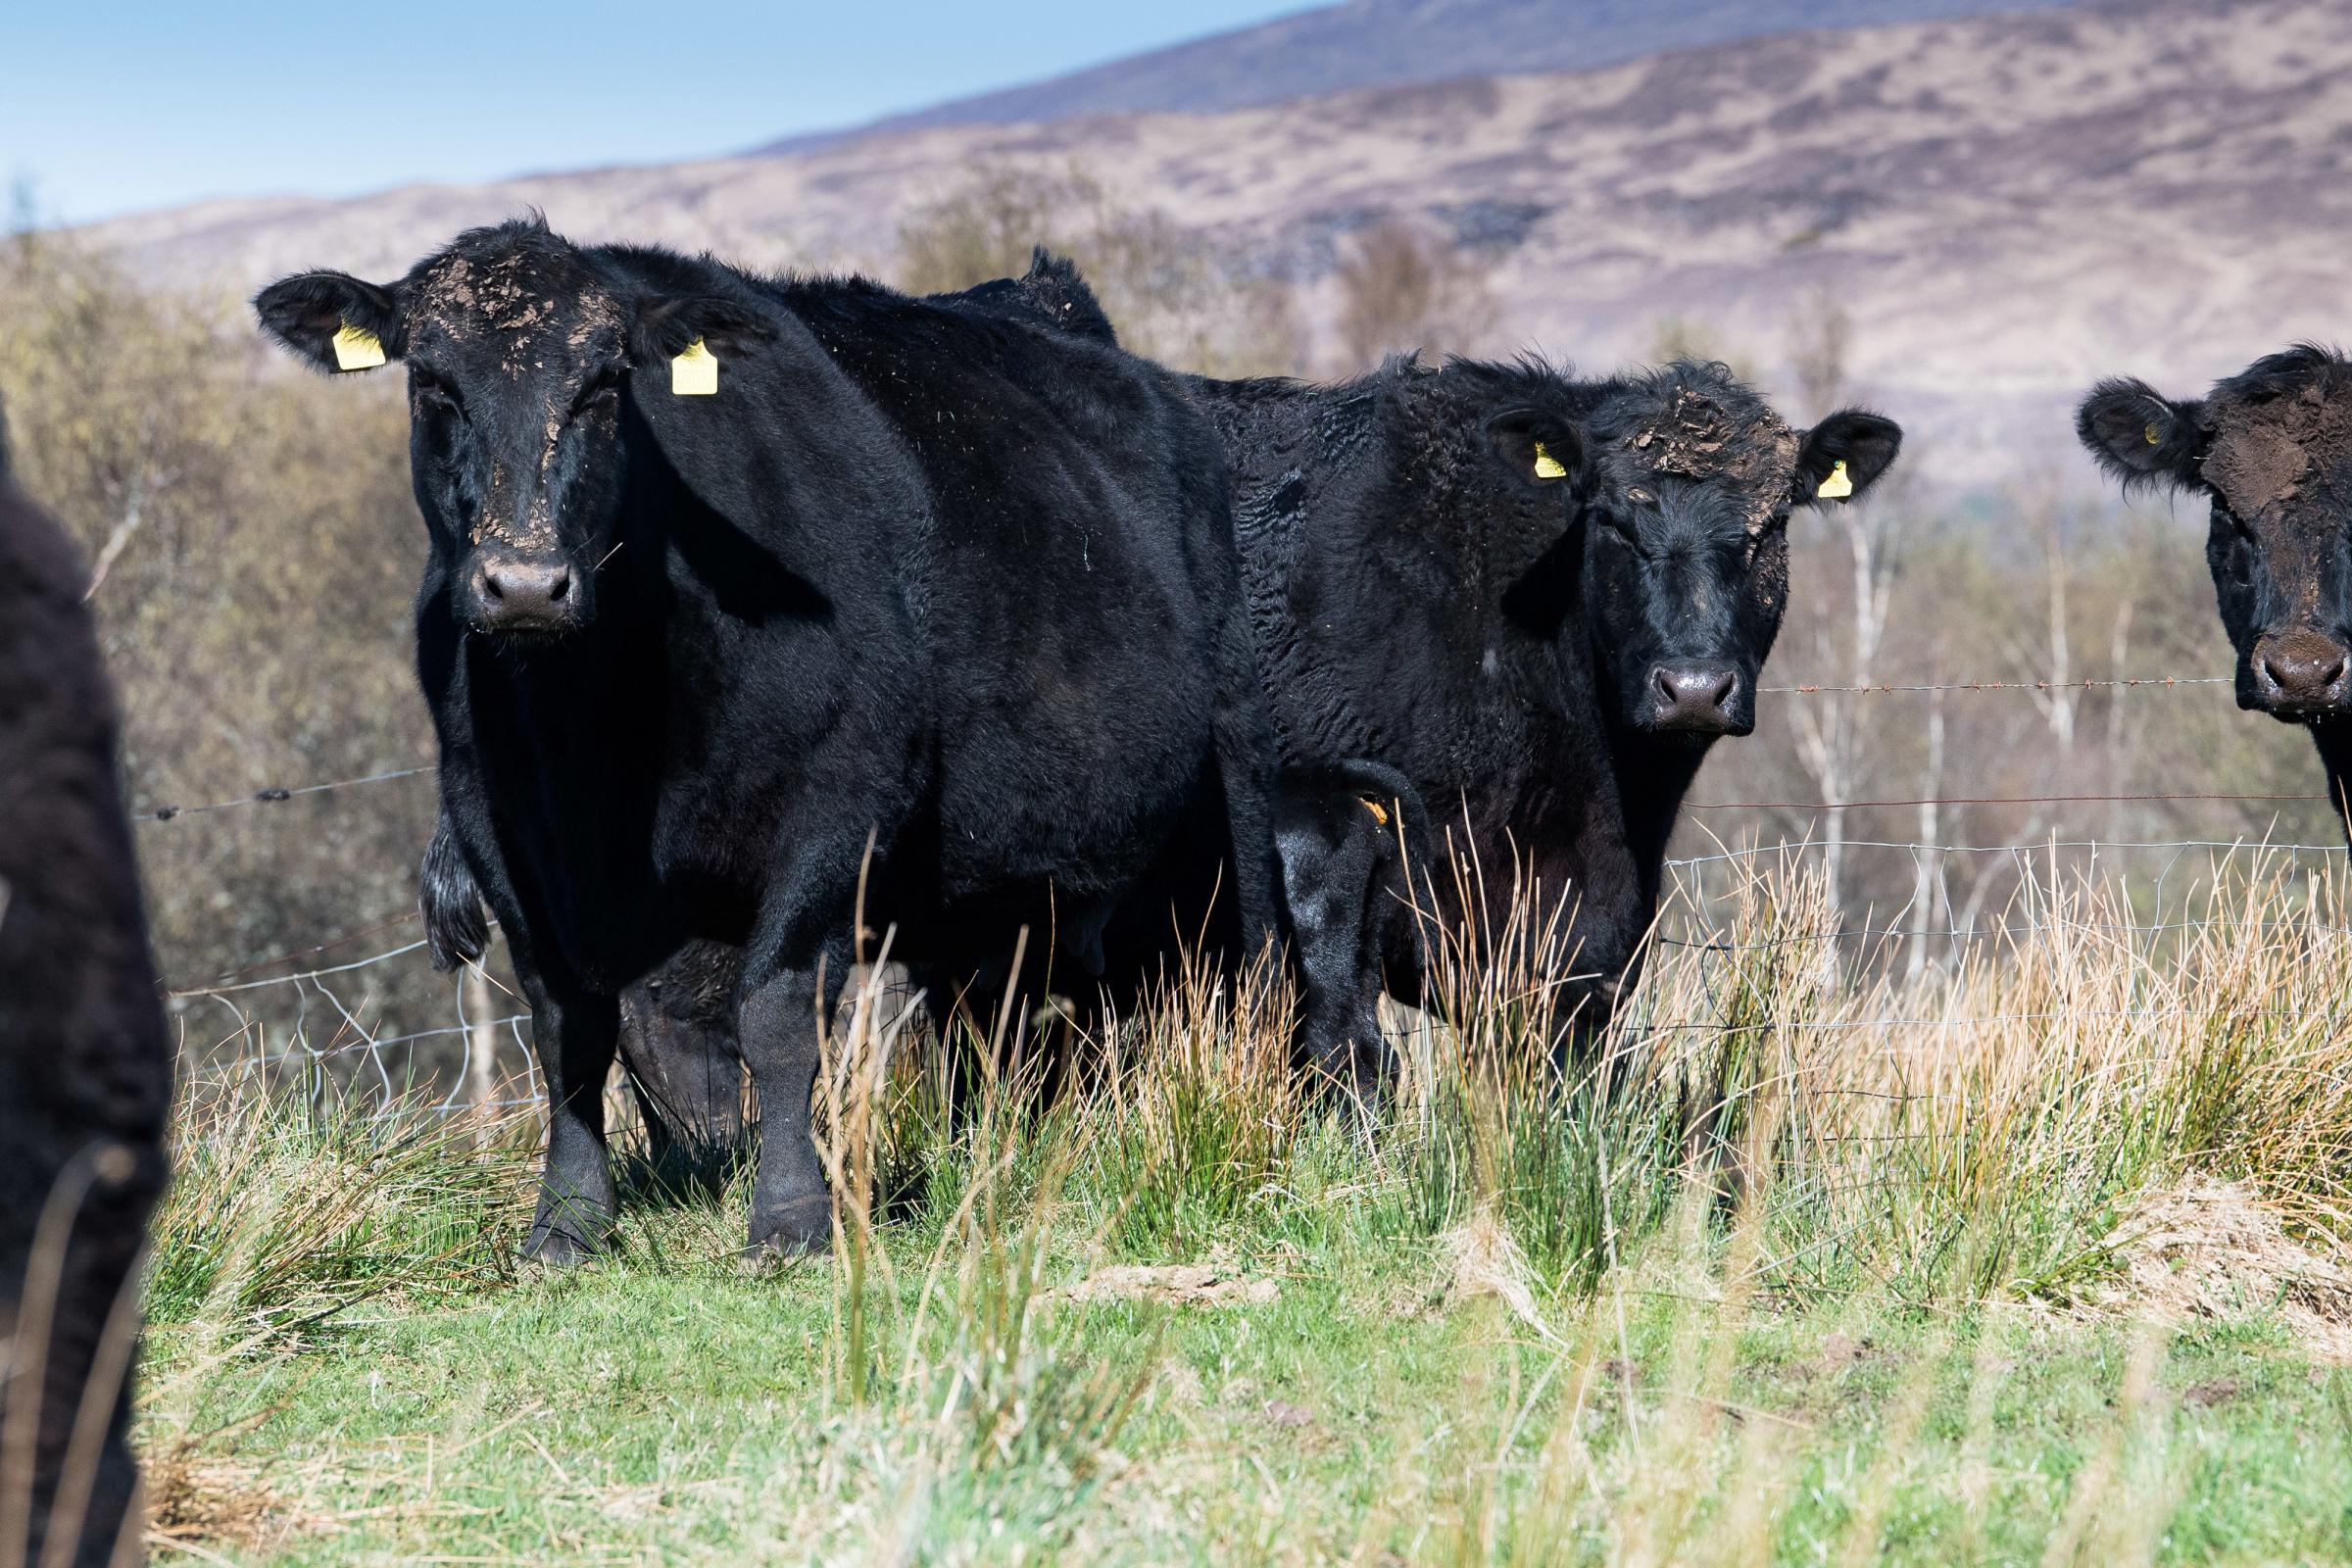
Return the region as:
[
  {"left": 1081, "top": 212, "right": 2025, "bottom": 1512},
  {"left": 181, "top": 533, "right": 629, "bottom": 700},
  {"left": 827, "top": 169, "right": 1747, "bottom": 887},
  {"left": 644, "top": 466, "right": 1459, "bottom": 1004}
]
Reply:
[
  {"left": 148, "top": 1073, "right": 532, "bottom": 1337},
  {"left": 1085, "top": 949, "right": 1303, "bottom": 1259}
]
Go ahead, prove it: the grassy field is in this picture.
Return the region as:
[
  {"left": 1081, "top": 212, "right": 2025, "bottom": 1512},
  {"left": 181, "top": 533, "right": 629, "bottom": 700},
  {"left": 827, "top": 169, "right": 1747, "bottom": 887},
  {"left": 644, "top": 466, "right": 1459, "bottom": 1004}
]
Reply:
[{"left": 134, "top": 860, "right": 2352, "bottom": 1566}]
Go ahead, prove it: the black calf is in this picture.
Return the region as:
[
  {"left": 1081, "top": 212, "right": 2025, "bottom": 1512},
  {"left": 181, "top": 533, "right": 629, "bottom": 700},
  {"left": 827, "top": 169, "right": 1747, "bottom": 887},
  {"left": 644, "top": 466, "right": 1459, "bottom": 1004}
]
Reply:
[{"left": 0, "top": 411, "right": 172, "bottom": 1567}]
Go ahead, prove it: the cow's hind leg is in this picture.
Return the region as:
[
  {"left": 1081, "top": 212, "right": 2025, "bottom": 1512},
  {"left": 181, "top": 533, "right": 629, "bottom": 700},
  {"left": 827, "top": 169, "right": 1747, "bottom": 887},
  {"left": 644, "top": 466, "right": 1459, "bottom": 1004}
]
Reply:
[
  {"left": 1205, "top": 623, "right": 1289, "bottom": 958},
  {"left": 518, "top": 967, "right": 622, "bottom": 1264},
  {"left": 1277, "top": 766, "right": 1413, "bottom": 1109}
]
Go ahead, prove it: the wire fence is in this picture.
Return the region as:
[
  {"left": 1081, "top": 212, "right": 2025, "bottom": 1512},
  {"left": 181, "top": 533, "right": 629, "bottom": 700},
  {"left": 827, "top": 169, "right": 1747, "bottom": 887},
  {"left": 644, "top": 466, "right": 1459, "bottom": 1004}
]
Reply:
[{"left": 143, "top": 670, "right": 2352, "bottom": 1130}]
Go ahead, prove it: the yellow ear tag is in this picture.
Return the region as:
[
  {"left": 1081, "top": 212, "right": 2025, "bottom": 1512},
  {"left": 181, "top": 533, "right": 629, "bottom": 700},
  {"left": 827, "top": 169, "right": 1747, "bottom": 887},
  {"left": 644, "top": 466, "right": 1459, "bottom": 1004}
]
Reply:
[
  {"left": 1532, "top": 440, "right": 1569, "bottom": 480},
  {"left": 2144, "top": 421, "right": 2163, "bottom": 446},
  {"left": 1816, "top": 459, "right": 1854, "bottom": 500},
  {"left": 670, "top": 338, "right": 717, "bottom": 397},
  {"left": 331, "top": 323, "right": 385, "bottom": 371},
  {"left": 1359, "top": 797, "right": 1391, "bottom": 827}
]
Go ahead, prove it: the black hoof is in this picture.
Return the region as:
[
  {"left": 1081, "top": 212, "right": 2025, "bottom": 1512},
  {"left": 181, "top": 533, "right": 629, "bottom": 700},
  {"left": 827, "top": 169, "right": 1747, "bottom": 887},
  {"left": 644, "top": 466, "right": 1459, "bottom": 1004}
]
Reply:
[
  {"left": 522, "top": 1224, "right": 603, "bottom": 1267},
  {"left": 745, "top": 1196, "right": 834, "bottom": 1263}
]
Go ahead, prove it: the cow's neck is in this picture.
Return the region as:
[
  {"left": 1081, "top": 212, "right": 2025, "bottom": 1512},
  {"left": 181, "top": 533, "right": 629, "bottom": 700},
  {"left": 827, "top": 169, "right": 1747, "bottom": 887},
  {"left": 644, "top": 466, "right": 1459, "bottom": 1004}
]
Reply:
[
  {"left": 452, "top": 598, "right": 671, "bottom": 969},
  {"left": 1604, "top": 722, "right": 1716, "bottom": 917},
  {"left": 2308, "top": 722, "right": 2352, "bottom": 846}
]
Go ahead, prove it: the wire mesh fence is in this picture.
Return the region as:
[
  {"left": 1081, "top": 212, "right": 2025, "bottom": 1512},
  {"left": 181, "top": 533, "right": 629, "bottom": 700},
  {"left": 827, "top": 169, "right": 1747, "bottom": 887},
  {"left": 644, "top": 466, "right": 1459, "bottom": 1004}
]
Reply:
[{"left": 143, "top": 671, "right": 2352, "bottom": 1133}]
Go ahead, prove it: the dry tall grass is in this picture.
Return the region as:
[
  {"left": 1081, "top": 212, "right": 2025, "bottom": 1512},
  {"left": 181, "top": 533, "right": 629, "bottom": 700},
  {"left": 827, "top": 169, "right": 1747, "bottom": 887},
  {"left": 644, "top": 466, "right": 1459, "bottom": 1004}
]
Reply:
[{"left": 127, "top": 847, "right": 2352, "bottom": 1561}]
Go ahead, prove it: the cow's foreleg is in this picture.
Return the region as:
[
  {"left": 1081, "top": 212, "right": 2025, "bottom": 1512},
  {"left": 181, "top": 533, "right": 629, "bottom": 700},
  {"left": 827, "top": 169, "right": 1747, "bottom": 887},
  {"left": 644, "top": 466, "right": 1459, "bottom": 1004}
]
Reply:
[
  {"left": 737, "top": 894, "right": 858, "bottom": 1260},
  {"left": 518, "top": 969, "right": 621, "bottom": 1264}
]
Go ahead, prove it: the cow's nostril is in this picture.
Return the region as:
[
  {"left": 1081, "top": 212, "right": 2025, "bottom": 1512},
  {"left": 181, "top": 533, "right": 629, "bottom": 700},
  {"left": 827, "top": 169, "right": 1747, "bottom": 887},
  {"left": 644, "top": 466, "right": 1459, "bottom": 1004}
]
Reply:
[
  {"left": 1705, "top": 671, "right": 1737, "bottom": 710},
  {"left": 1652, "top": 668, "right": 1679, "bottom": 706},
  {"left": 548, "top": 570, "right": 571, "bottom": 604},
  {"left": 482, "top": 574, "right": 506, "bottom": 601}
]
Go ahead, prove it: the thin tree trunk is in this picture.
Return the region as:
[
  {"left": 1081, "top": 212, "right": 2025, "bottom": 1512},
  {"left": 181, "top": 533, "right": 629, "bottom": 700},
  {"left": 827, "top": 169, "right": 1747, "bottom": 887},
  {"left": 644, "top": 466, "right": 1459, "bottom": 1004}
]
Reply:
[{"left": 466, "top": 961, "right": 498, "bottom": 1147}]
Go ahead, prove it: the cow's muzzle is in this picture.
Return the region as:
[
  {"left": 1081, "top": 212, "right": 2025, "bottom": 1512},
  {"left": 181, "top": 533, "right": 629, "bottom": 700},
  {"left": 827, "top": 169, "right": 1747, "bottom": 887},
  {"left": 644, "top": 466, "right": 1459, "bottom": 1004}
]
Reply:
[
  {"left": 471, "top": 553, "right": 579, "bottom": 635},
  {"left": 1645, "top": 664, "right": 1748, "bottom": 736},
  {"left": 2248, "top": 628, "right": 2352, "bottom": 719}
]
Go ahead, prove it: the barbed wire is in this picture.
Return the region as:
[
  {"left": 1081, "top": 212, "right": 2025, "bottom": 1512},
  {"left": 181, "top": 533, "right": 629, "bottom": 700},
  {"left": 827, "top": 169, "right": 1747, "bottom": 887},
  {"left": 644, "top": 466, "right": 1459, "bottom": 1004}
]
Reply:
[
  {"left": 108, "top": 671, "right": 2254, "bottom": 833},
  {"left": 135, "top": 763, "right": 434, "bottom": 823},
  {"left": 1687, "top": 791, "right": 2333, "bottom": 812},
  {"left": 1656, "top": 912, "right": 2352, "bottom": 951},
  {"left": 1758, "top": 676, "right": 2233, "bottom": 695},
  {"left": 132, "top": 662, "right": 2345, "bottom": 1133},
  {"left": 1666, "top": 838, "right": 2345, "bottom": 868}
]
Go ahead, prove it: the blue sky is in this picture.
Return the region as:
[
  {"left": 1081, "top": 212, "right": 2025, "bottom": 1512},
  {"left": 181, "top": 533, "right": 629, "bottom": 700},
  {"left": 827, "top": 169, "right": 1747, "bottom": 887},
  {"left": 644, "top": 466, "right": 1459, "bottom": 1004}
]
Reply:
[{"left": 5, "top": 2, "right": 1316, "bottom": 223}]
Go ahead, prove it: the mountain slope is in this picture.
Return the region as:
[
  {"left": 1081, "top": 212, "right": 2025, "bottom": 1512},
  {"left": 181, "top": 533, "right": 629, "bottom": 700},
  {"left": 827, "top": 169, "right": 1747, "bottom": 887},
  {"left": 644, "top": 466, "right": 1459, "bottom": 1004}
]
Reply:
[
  {"left": 75, "top": 0, "right": 2349, "bottom": 486},
  {"left": 760, "top": 0, "right": 2073, "bottom": 151}
]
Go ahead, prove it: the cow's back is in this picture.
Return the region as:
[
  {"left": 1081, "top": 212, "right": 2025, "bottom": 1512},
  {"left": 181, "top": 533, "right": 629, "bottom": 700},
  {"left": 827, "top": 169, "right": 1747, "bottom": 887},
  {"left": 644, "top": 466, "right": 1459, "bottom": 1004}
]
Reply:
[
  {"left": 781, "top": 285, "right": 1245, "bottom": 905},
  {"left": 0, "top": 433, "right": 172, "bottom": 1566}
]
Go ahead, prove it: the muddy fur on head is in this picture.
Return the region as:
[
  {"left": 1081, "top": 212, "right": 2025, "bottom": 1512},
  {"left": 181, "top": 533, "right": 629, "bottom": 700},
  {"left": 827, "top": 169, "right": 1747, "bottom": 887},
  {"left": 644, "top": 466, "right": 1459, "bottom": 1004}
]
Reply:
[
  {"left": 2077, "top": 346, "right": 2352, "bottom": 829},
  {"left": 262, "top": 214, "right": 1298, "bottom": 1266},
  {"left": 2077, "top": 345, "right": 2352, "bottom": 509},
  {"left": 1193, "top": 348, "right": 1901, "bottom": 1072}
]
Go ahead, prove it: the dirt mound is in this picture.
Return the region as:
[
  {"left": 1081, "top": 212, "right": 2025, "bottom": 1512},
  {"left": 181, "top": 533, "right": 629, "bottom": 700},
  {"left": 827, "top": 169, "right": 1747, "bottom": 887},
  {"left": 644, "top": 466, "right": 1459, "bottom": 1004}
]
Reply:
[
  {"left": 1440, "top": 1211, "right": 1547, "bottom": 1333},
  {"left": 2093, "top": 1179, "right": 2352, "bottom": 1362},
  {"left": 1055, "top": 1261, "right": 1279, "bottom": 1308},
  {"left": 144, "top": 1435, "right": 313, "bottom": 1554}
]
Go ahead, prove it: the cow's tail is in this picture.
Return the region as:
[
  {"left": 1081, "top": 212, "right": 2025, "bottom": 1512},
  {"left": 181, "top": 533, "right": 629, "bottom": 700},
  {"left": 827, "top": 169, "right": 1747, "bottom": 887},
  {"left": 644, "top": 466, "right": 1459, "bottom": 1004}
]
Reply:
[{"left": 419, "top": 821, "right": 490, "bottom": 971}]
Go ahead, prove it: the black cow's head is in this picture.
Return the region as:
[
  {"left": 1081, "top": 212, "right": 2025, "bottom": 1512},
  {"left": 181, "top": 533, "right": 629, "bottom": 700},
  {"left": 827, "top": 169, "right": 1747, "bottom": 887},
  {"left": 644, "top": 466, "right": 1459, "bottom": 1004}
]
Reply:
[
  {"left": 1487, "top": 362, "right": 1900, "bottom": 738},
  {"left": 2079, "top": 346, "right": 2352, "bottom": 723},
  {"left": 255, "top": 220, "right": 771, "bottom": 639}
]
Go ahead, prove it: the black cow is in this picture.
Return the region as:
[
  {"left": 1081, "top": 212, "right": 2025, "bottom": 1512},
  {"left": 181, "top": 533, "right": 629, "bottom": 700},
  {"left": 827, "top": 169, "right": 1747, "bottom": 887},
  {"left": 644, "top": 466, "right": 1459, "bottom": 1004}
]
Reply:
[
  {"left": 413, "top": 252, "right": 1414, "bottom": 1157},
  {"left": 2078, "top": 346, "right": 2352, "bottom": 832},
  {"left": 416, "top": 258, "right": 1899, "bottom": 1103},
  {"left": 1197, "top": 353, "right": 1901, "bottom": 1071},
  {"left": 256, "top": 220, "right": 1293, "bottom": 1260},
  {"left": 0, "top": 407, "right": 173, "bottom": 1566}
]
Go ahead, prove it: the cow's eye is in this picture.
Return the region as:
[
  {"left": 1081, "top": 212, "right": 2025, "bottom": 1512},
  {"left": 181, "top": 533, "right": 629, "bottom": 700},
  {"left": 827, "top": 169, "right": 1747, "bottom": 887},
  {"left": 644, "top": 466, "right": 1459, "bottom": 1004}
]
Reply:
[
  {"left": 570, "top": 370, "right": 623, "bottom": 418},
  {"left": 1591, "top": 505, "right": 1640, "bottom": 543},
  {"left": 412, "top": 370, "right": 464, "bottom": 416}
]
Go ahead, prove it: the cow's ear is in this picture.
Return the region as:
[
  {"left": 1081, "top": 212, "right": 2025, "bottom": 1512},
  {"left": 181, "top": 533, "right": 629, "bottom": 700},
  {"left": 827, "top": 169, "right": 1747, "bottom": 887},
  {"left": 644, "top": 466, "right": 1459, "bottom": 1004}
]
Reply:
[
  {"left": 1485, "top": 407, "right": 1587, "bottom": 492},
  {"left": 1794, "top": 410, "right": 1901, "bottom": 507},
  {"left": 627, "top": 295, "right": 776, "bottom": 366},
  {"left": 2076, "top": 377, "right": 2205, "bottom": 492},
  {"left": 253, "top": 270, "right": 406, "bottom": 373}
]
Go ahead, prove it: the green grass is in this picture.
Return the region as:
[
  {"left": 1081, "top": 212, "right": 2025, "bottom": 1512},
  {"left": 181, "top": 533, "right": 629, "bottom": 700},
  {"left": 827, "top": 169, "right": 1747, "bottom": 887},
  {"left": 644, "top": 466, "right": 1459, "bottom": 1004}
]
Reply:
[
  {"left": 140, "top": 1199, "right": 2352, "bottom": 1566},
  {"left": 134, "top": 861, "right": 2352, "bottom": 1564}
]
